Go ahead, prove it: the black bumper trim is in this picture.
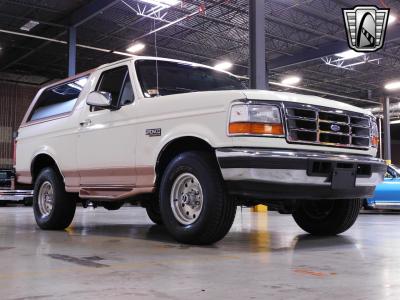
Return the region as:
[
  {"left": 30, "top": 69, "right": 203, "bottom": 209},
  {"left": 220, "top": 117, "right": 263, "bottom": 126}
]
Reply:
[
  {"left": 226, "top": 181, "right": 376, "bottom": 200},
  {"left": 218, "top": 156, "right": 386, "bottom": 173}
]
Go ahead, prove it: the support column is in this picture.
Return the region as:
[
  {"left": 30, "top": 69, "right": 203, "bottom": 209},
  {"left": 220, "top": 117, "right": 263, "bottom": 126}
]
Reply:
[
  {"left": 68, "top": 26, "right": 77, "bottom": 77},
  {"left": 383, "top": 96, "right": 391, "bottom": 164},
  {"left": 249, "top": 0, "right": 267, "bottom": 90}
]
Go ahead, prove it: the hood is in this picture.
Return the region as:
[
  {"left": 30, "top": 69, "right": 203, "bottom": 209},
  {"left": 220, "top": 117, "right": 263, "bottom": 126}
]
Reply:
[{"left": 242, "top": 90, "right": 371, "bottom": 116}]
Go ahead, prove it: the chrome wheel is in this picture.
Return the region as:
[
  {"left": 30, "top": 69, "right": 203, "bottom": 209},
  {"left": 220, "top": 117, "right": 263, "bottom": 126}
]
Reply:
[
  {"left": 38, "top": 181, "right": 54, "bottom": 217},
  {"left": 170, "top": 173, "right": 203, "bottom": 225}
]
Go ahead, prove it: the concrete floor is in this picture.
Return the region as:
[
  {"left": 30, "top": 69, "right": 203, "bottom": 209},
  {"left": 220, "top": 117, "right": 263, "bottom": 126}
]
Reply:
[{"left": 0, "top": 207, "right": 399, "bottom": 300}]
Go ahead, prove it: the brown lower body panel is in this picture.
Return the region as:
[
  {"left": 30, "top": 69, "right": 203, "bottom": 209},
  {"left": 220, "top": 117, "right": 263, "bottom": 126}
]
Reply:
[
  {"left": 78, "top": 186, "right": 154, "bottom": 200},
  {"left": 19, "top": 166, "right": 155, "bottom": 200}
]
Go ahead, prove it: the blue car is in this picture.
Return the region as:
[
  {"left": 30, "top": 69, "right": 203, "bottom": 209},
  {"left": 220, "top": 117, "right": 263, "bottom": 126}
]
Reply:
[{"left": 365, "top": 165, "right": 400, "bottom": 210}]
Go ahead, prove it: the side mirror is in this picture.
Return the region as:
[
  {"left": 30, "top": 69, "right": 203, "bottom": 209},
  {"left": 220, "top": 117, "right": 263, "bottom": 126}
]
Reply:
[{"left": 86, "top": 91, "right": 112, "bottom": 108}]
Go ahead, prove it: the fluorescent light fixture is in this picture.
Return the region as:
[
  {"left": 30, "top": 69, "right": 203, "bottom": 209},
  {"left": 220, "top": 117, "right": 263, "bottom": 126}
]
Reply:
[
  {"left": 214, "top": 61, "right": 233, "bottom": 71},
  {"left": 281, "top": 76, "right": 302, "bottom": 86},
  {"left": 389, "top": 14, "right": 397, "bottom": 25},
  {"left": 139, "top": 0, "right": 180, "bottom": 7},
  {"left": 391, "top": 120, "right": 400, "bottom": 125},
  {"left": 126, "top": 43, "right": 145, "bottom": 53},
  {"left": 335, "top": 50, "right": 364, "bottom": 60},
  {"left": 385, "top": 81, "right": 400, "bottom": 91},
  {"left": 20, "top": 20, "right": 39, "bottom": 32}
]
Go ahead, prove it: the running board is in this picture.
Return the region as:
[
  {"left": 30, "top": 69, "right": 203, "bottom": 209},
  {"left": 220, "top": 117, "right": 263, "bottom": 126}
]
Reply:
[{"left": 79, "top": 186, "right": 154, "bottom": 200}]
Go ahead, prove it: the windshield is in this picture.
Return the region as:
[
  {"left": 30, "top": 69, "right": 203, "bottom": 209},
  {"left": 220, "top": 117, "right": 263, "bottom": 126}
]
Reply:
[{"left": 135, "top": 60, "right": 246, "bottom": 97}]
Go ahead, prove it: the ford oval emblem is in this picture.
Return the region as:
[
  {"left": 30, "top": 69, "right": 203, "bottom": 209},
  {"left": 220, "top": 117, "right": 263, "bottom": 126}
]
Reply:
[{"left": 330, "top": 124, "right": 341, "bottom": 132}]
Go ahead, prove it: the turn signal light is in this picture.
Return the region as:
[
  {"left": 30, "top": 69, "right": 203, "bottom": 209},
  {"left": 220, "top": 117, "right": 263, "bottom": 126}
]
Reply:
[
  {"left": 371, "top": 135, "right": 379, "bottom": 148},
  {"left": 229, "top": 122, "right": 284, "bottom": 135},
  {"left": 371, "top": 120, "right": 379, "bottom": 148}
]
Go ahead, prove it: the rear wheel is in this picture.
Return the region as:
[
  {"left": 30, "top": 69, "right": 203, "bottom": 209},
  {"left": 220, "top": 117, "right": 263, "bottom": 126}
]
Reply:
[
  {"left": 159, "top": 151, "right": 236, "bottom": 245},
  {"left": 33, "top": 167, "right": 76, "bottom": 230},
  {"left": 292, "top": 198, "right": 361, "bottom": 235}
]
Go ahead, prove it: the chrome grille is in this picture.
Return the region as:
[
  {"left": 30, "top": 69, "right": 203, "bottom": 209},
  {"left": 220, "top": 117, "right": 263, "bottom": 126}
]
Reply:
[{"left": 284, "top": 105, "right": 371, "bottom": 149}]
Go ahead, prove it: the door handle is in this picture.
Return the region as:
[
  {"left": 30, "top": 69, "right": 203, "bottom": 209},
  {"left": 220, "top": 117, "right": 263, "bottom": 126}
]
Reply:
[{"left": 79, "top": 119, "right": 92, "bottom": 127}]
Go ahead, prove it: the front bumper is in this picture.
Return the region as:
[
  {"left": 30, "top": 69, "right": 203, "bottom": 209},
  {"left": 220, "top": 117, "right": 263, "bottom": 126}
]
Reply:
[{"left": 216, "top": 148, "right": 386, "bottom": 200}]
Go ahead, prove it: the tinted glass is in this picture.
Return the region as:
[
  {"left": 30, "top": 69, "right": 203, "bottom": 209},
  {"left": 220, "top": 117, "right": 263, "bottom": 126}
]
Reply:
[
  {"left": 97, "top": 67, "right": 128, "bottom": 105},
  {"left": 29, "top": 76, "right": 88, "bottom": 121},
  {"left": 135, "top": 60, "right": 245, "bottom": 97},
  {"left": 119, "top": 75, "right": 134, "bottom": 106},
  {"left": 388, "top": 165, "right": 400, "bottom": 178},
  {"left": 391, "top": 165, "right": 400, "bottom": 175}
]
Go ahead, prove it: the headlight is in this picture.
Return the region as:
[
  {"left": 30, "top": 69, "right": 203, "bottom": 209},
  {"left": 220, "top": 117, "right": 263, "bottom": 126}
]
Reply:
[
  {"left": 228, "top": 103, "right": 284, "bottom": 136},
  {"left": 371, "top": 119, "right": 379, "bottom": 148}
]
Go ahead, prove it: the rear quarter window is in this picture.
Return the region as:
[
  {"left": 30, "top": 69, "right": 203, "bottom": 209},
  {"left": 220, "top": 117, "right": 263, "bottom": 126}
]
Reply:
[{"left": 29, "top": 76, "right": 88, "bottom": 122}]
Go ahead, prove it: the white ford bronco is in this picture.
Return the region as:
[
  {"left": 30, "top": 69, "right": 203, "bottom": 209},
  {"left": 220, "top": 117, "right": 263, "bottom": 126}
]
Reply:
[{"left": 15, "top": 56, "right": 386, "bottom": 244}]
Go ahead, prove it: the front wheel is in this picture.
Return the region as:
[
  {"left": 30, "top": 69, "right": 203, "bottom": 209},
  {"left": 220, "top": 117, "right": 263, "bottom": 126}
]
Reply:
[
  {"left": 159, "top": 151, "right": 236, "bottom": 245},
  {"left": 292, "top": 198, "right": 361, "bottom": 235},
  {"left": 33, "top": 167, "right": 76, "bottom": 230}
]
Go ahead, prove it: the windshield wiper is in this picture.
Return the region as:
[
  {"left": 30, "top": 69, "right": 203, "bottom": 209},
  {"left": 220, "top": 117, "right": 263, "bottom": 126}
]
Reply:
[{"left": 158, "top": 87, "right": 199, "bottom": 93}]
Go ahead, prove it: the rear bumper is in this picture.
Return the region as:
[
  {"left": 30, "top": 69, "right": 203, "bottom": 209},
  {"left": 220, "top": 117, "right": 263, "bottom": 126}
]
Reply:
[
  {"left": 0, "top": 170, "right": 33, "bottom": 201},
  {"left": 0, "top": 190, "right": 33, "bottom": 201},
  {"left": 216, "top": 148, "right": 386, "bottom": 200}
]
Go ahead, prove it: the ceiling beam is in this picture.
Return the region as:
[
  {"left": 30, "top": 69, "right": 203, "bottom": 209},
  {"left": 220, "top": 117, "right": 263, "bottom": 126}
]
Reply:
[
  {"left": 0, "top": 0, "right": 119, "bottom": 73},
  {"left": 66, "top": 0, "right": 120, "bottom": 27},
  {"left": 269, "top": 25, "right": 400, "bottom": 70}
]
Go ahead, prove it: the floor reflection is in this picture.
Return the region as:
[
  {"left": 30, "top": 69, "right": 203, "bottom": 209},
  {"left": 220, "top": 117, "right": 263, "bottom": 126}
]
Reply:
[
  {"left": 1, "top": 207, "right": 398, "bottom": 300},
  {"left": 59, "top": 210, "right": 359, "bottom": 255}
]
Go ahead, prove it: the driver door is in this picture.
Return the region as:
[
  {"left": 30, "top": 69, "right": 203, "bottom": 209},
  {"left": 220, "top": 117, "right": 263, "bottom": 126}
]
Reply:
[{"left": 77, "top": 64, "right": 136, "bottom": 188}]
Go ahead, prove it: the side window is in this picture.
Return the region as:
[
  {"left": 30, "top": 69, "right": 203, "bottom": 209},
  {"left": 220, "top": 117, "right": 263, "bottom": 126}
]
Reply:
[
  {"left": 96, "top": 66, "right": 134, "bottom": 108},
  {"left": 120, "top": 75, "right": 134, "bottom": 106},
  {"left": 29, "top": 76, "right": 88, "bottom": 122}
]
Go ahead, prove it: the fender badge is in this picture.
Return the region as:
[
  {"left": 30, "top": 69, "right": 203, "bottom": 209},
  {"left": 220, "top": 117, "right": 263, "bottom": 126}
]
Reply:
[{"left": 146, "top": 128, "right": 161, "bottom": 137}]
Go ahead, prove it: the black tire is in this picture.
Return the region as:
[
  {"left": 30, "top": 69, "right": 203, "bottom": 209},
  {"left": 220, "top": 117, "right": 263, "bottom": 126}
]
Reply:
[
  {"left": 23, "top": 197, "right": 33, "bottom": 207},
  {"left": 145, "top": 200, "right": 163, "bottom": 225},
  {"left": 103, "top": 202, "right": 124, "bottom": 211},
  {"left": 292, "top": 198, "right": 361, "bottom": 235},
  {"left": 33, "top": 167, "right": 76, "bottom": 230},
  {"left": 159, "top": 151, "right": 236, "bottom": 245}
]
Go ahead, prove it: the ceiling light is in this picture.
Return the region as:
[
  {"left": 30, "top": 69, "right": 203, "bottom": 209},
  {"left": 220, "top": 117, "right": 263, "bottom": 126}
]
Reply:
[
  {"left": 335, "top": 50, "right": 365, "bottom": 60},
  {"left": 139, "top": 0, "right": 180, "bottom": 7},
  {"left": 126, "top": 43, "right": 145, "bottom": 53},
  {"left": 20, "top": 20, "right": 39, "bottom": 32},
  {"left": 391, "top": 120, "right": 400, "bottom": 125},
  {"left": 214, "top": 61, "right": 233, "bottom": 71},
  {"left": 281, "top": 76, "right": 302, "bottom": 86},
  {"left": 389, "top": 14, "right": 397, "bottom": 25},
  {"left": 385, "top": 81, "right": 400, "bottom": 91}
]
